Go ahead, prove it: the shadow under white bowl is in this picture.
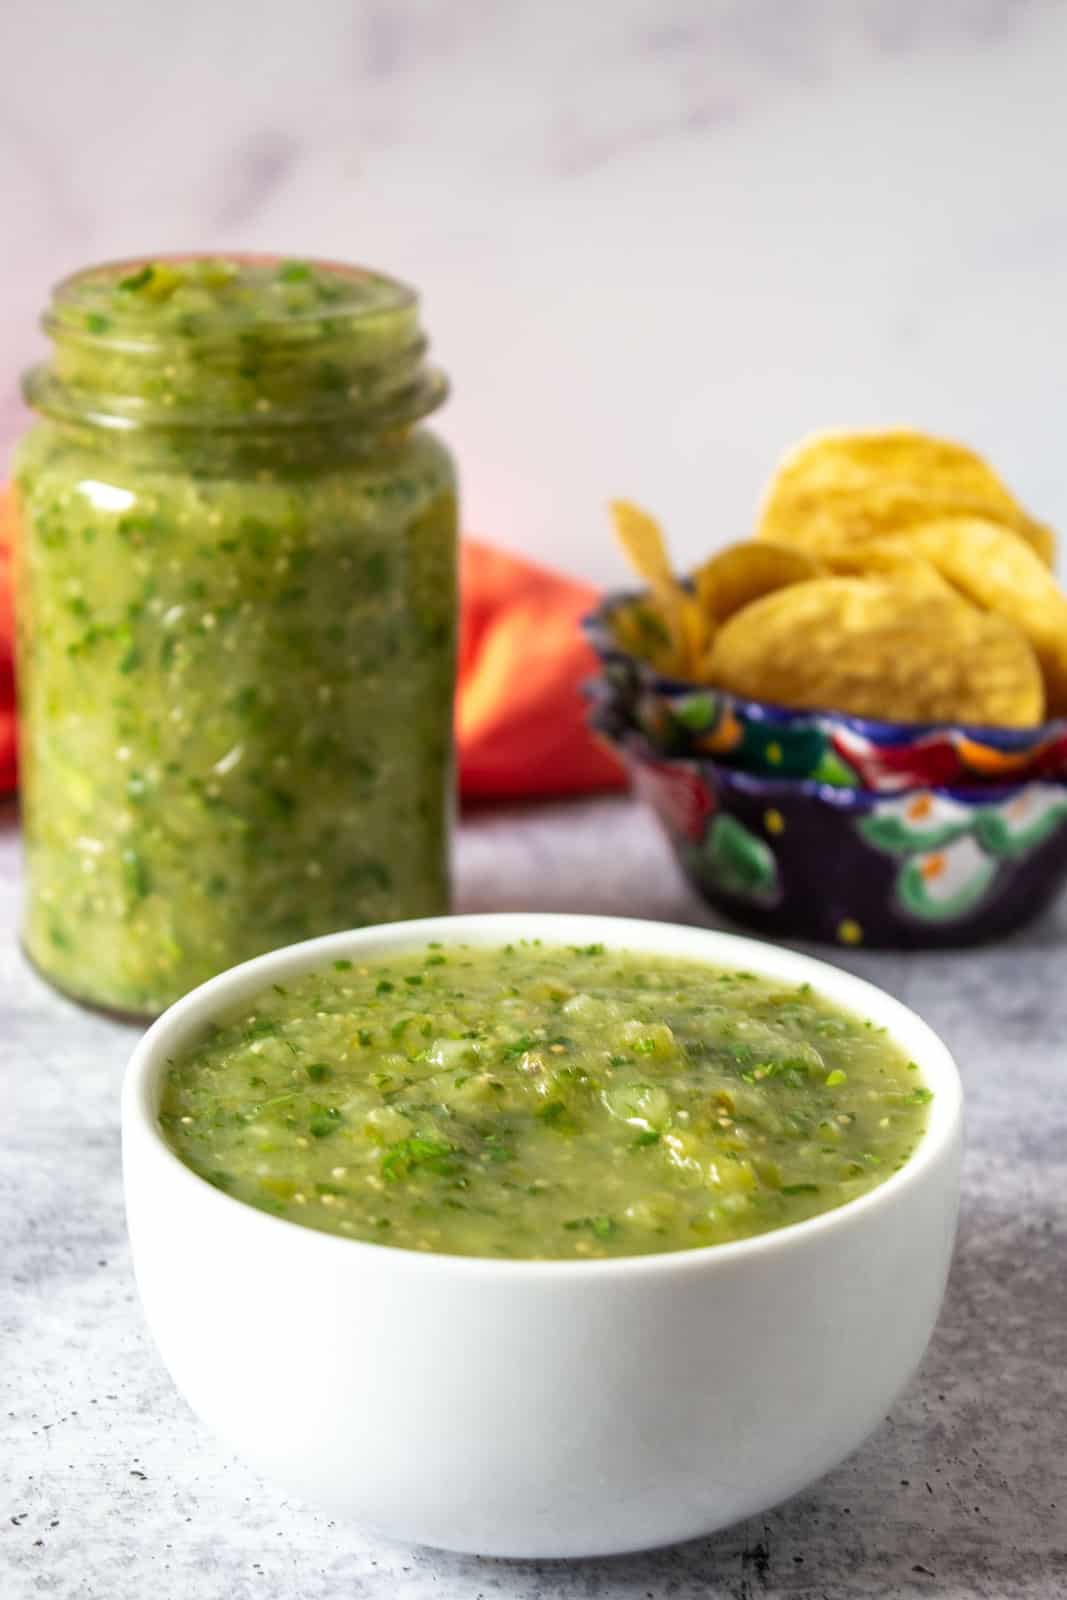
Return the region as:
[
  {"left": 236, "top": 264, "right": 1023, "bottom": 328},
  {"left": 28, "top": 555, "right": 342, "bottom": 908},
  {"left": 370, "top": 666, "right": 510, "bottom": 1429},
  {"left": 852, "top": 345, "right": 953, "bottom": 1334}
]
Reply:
[{"left": 122, "top": 913, "right": 963, "bottom": 1559}]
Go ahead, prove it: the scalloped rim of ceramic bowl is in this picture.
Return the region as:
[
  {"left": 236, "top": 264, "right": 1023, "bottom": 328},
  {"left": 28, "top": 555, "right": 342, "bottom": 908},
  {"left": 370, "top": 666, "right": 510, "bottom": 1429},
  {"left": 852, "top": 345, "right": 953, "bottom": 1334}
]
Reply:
[
  {"left": 599, "top": 723, "right": 1067, "bottom": 807},
  {"left": 583, "top": 588, "right": 1067, "bottom": 748},
  {"left": 123, "top": 911, "right": 962, "bottom": 1280}
]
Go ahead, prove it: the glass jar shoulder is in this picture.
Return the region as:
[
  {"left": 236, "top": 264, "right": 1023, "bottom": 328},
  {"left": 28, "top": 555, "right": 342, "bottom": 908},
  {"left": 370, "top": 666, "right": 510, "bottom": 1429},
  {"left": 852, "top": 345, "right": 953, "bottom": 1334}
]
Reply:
[{"left": 14, "top": 422, "right": 456, "bottom": 563}]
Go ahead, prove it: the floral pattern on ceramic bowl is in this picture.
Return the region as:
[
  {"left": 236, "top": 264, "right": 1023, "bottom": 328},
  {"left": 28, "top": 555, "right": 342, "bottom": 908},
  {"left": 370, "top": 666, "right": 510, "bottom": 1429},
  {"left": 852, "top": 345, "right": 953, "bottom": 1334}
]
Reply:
[
  {"left": 595, "top": 715, "right": 1067, "bottom": 948},
  {"left": 583, "top": 590, "right": 1067, "bottom": 793}
]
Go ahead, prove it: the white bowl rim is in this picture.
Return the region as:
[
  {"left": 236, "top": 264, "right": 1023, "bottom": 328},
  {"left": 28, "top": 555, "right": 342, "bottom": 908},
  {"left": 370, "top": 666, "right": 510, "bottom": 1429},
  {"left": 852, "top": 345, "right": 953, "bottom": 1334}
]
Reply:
[{"left": 123, "top": 912, "right": 963, "bottom": 1282}]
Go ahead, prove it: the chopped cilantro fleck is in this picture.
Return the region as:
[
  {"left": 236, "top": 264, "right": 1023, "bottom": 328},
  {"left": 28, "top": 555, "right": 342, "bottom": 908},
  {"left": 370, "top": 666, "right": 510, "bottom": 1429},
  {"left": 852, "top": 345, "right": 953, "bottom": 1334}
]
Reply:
[
  {"left": 117, "top": 265, "right": 155, "bottom": 292},
  {"left": 309, "top": 1107, "right": 343, "bottom": 1138}
]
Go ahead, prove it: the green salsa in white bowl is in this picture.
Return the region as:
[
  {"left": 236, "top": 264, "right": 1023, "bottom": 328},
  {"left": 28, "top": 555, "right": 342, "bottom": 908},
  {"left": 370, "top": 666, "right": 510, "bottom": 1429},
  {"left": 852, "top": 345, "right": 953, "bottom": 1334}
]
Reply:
[
  {"left": 159, "top": 940, "right": 932, "bottom": 1260},
  {"left": 123, "top": 913, "right": 962, "bottom": 1557}
]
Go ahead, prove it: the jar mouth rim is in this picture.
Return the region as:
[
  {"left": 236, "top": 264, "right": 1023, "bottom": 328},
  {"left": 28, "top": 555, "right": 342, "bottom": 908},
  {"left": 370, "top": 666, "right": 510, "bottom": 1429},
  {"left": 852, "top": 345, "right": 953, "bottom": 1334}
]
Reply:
[
  {"left": 47, "top": 252, "right": 417, "bottom": 346},
  {"left": 30, "top": 253, "right": 446, "bottom": 433}
]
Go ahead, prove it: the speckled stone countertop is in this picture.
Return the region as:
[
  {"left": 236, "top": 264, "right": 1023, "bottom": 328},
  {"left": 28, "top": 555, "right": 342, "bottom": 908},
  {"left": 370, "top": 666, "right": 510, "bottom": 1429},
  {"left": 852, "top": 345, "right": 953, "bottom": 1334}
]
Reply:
[{"left": 4, "top": 794, "right": 1065, "bottom": 1599}]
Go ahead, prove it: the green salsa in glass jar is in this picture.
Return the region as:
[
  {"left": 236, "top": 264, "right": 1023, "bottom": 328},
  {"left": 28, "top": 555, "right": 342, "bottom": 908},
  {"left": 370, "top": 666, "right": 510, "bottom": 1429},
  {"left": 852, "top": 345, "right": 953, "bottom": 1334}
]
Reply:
[{"left": 13, "top": 255, "right": 458, "bottom": 1016}]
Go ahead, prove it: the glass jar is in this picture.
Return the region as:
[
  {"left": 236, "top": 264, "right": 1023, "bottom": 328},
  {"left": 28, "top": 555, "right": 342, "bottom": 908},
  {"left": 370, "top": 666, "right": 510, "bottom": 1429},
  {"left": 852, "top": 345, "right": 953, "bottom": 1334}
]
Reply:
[{"left": 13, "top": 255, "right": 457, "bottom": 1016}]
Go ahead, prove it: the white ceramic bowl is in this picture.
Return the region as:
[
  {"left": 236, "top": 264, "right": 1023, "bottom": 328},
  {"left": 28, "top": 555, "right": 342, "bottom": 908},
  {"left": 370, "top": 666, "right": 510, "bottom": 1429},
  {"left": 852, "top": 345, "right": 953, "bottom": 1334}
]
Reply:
[{"left": 122, "top": 913, "right": 962, "bottom": 1559}]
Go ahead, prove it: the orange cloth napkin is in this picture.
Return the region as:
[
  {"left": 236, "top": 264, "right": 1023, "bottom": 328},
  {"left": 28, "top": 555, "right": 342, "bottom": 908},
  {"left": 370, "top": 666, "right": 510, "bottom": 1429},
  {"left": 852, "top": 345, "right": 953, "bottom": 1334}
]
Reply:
[
  {"left": 458, "top": 540, "right": 623, "bottom": 799},
  {"left": 0, "top": 490, "right": 621, "bottom": 802}
]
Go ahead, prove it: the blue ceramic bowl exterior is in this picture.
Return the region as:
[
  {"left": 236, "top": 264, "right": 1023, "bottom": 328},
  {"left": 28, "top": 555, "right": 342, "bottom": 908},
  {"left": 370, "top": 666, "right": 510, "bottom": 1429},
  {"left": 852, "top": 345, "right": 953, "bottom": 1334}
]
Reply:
[{"left": 596, "top": 714, "right": 1067, "bottom": 948}]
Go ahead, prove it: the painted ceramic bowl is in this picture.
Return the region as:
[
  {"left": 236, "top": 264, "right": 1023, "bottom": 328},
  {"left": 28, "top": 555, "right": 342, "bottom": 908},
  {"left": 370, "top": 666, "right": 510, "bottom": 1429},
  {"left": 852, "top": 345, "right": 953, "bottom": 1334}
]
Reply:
[
  {"left": 584, "top": 590, "right": 1067, "bottom": 793},
  {"left": 595, "top": 713, "right": 1067, "bottom": 948}
]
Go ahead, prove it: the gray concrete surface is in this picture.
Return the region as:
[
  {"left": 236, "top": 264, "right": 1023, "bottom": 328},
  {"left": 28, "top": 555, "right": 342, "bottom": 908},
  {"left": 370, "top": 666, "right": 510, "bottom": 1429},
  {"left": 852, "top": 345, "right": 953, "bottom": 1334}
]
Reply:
[{"left": 4, "top": 794, "right": 1065, "bottom": 1599}]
